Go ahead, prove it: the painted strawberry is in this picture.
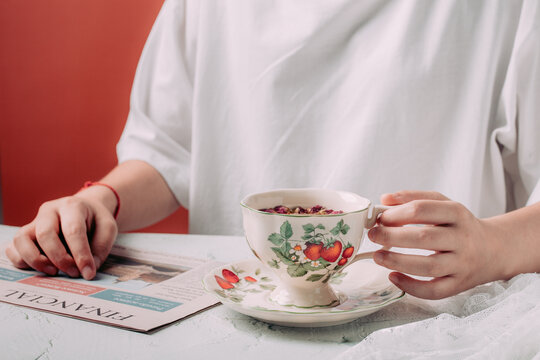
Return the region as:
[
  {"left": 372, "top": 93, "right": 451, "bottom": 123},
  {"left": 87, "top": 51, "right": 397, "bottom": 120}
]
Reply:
[
  {"left": 304, "top": 242, "right": 323, "bottom": 261},
  {"left": 215, "top": 275, "right": 234, "bottom": 289},
  {"left": 320, "top": 241, "right": 343, "bottom": 262},
  {"left": 222, "top": 269, "right": 239, "bottom": 283},
  {"left": 342, "top": 245, "right": 354, "bottom": 259},
  {"left": 244, "top": 276, "right": 257, "bottom": 282},
  {"left": 338, "top": 257, "right": 348, "bottom": 266}
]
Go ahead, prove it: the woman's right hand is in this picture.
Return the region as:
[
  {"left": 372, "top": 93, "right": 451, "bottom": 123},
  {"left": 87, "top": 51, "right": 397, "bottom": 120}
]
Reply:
[{"left": 5, "top": 193, "right": 118, "bottom": 280}]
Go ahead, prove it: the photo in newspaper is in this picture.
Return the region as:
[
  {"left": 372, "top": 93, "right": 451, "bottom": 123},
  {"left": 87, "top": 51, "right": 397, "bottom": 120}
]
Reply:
[{"left": 0, "top": 243, "right": 222, "bottom": 332}]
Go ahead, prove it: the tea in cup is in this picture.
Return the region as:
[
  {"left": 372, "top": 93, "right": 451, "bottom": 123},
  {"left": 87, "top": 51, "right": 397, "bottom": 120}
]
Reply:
[{"left": 240, "top": 188, "right": 388, "bottom": 308}]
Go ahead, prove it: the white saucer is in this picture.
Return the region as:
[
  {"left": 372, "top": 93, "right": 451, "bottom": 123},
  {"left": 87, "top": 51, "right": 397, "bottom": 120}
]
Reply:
[{"left": 203, "top": 259, "right": 405, "bottom": 327}]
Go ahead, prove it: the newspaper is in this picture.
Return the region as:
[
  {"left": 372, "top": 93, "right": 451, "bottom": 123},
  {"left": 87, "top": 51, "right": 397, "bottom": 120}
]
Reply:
[{"left": 0, "top": 243, "right": 222, "bottom": 332}]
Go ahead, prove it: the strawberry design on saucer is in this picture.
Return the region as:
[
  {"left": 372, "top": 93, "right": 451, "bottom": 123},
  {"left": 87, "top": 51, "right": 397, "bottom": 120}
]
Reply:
[
  {"left": 212, "top": 266, "right": 276, "bottom": 303},
  {"left": 203, "top": 259, "right": 405, "bottom": 327}
]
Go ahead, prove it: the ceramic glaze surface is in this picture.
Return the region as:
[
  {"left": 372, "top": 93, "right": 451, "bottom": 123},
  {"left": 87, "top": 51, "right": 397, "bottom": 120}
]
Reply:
[
  {"left": 203, "top": 259, "right": 405, "bottom": 327},
  {"left": 241, "top": 189, "right": 380, "bottom": 307}
]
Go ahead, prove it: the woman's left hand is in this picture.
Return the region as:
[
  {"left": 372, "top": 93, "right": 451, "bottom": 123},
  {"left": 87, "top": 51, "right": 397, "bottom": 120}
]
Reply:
[{"left": 368, "top": 191, "right": 507, "bottom": 300}]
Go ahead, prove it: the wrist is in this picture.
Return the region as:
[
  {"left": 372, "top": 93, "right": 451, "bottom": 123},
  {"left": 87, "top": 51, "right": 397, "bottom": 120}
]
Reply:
[
  {"left": 75, "top": 182, "right": 119, "bottom": 219},
  {"left": 481, "top": 217, "right": 520, "bottom": 281}
]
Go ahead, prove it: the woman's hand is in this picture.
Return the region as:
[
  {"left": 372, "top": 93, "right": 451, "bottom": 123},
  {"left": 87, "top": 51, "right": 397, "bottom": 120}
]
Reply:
[
  {"left": 4, "top": 161, "right": 184, "bottom": 280},
  {"left": 368, "top": 191, "right": 507, "bottom": 300},
  {"left": 5, "top": 192, "right": 118, "bottom": 280}
]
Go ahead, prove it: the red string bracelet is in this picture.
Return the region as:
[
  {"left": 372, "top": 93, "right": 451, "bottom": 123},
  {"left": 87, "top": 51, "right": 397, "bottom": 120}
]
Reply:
[{"left": 81, "top": 181, "right": 120, "bottom": 219}]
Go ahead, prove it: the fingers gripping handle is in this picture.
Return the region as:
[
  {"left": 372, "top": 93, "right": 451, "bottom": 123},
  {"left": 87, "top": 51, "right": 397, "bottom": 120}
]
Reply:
[
  {"left": 366, "top": 205, "right": 391, "bottom": 229},
  {"left": 339, "top": 205, "right": 392, "bottom": 269}
]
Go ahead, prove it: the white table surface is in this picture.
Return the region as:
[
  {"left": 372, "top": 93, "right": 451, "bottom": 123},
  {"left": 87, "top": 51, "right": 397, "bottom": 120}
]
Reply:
[{"left": 0, "top": 224, "right": 433, "bottom": 360}]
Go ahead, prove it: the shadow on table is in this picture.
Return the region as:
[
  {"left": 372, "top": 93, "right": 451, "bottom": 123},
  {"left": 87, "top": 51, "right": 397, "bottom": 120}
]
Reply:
[{"left": 226, "top": 299, "right": 435, "bottom": 345}]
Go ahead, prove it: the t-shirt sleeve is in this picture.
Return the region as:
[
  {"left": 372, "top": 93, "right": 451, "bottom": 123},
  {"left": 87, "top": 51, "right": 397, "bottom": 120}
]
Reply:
[
  {"left": 496, "top": 0, "right": 540, "bottom": 208},
  {"left": 116, "top": 0, "right": 196, "bottom": 209}
]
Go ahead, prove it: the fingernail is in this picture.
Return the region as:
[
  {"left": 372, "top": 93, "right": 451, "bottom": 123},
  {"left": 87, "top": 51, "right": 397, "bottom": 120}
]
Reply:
[
  {"left": 44, "top": 265, "right": 57, "bottom": 275},
  {"left": 373, "top": 251, "right": 384, "bottom": 263},
  {"left": 389, "top": 273, "right": 399, "bottom": 284},
  {"left": 67, "top": 266, "right": 80, "bottom": 278},
  {"left": 81, "top": 266, "right": 94, "bottom": 280}
]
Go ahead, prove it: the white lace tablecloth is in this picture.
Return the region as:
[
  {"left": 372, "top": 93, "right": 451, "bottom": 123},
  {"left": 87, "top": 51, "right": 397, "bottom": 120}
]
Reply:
[{"left": 338, "top": 273, "right": 540, "bottom": 359}]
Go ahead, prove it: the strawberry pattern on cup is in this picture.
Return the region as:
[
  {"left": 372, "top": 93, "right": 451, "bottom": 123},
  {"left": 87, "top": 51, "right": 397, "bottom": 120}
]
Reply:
[{"left": 266, "top": 219, "right": 354, "bottom": 283}]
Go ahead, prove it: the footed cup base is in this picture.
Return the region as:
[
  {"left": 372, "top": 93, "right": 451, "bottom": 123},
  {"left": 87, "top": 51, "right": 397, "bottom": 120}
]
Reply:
[{"left": 269, "top": 283, "right": 343, "bottom": 308}]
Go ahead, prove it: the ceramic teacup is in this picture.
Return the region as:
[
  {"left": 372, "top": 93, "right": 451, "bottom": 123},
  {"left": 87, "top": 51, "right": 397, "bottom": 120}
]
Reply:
[{"left": 240, "top": 188, "right": 388, "bottom": 308}]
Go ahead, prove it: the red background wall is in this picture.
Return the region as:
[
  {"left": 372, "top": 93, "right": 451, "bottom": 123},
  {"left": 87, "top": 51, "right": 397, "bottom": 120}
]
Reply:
[{"left": 0, "top": 0, "right": 189, "bottom": 233}]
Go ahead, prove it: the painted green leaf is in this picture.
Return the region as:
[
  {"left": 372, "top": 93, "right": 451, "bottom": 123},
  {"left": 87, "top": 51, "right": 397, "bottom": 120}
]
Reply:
[
  {"left": 316, "top": 224, "right": 326, "bottom": 230},
  {"left": 306, "top": 273, "right": 325, "bottom": 282},
  {"left": 341, "top": 224, "right": 350, "bottom": 235},
  {"left": 287, "top": 263, "right": 308, "bottom": 277},
  {"left": 260, "top": 284, "right": 277, "bottom": 291},
  {"left": 331, "top": 219, "right": 344, "bottom": 235},
  {"left": 271, "top": 247, "right": 294, "bottom": 265},
  {"left": 301, "top": 234, "right": 313, "bottom": 240},
  {"left": 260, "top": 276, "right": 272, "bottom": 282},
  {"left": 318, "top": 258, "right": 332, "bottom": 267},
  {"left": 255, "top": 268, "right": 261, "bottom": 275},
  {"left": 323, "top": 237, "right": 336, "bottom": 248},
  {"left": 267, "top": 260, "right": 280, "bottom": 269},
  {"left": 329, "top": 272, "right": 347, "bottom": 285},
  {"left": 268, "top": 233, "right": 284, "bottom": 245},
  {"left": 230, "top": 296, "right": 244, "bottom": 303},
  {"left": 302, "top": 224, "right": 315, "bottom": 233},
  {"left": 282, "top": 241, "right": 292, "bottom": 254},
  {"left": 321, "top": 273, "right": 332, "bottom": 283},
  {"left": 280, "top": 221, "right": 293, "bottom": 240}
]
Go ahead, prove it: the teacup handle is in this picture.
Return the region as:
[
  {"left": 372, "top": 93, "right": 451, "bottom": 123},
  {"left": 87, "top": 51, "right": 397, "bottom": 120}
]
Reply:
[
  {"left": 340, "top": 205, "right": 391, "bottom": 269},
  {"left": 365, "top": 204, "right": 391, "bottom": 229}
]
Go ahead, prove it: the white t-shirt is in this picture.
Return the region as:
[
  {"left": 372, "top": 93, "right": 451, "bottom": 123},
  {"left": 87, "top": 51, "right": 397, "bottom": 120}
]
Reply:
[{"left": 117, "top": 0, "right": 540, "bottom": 235}]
